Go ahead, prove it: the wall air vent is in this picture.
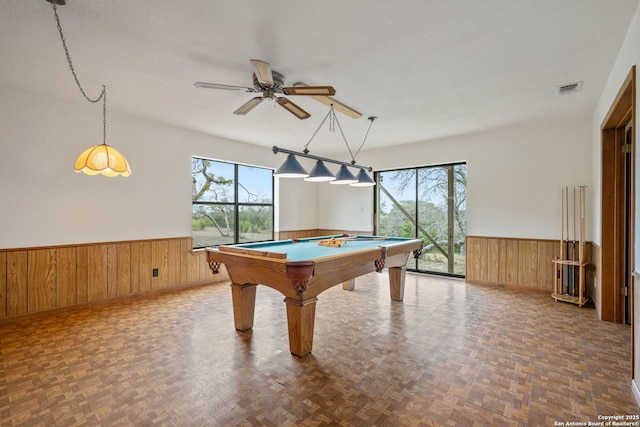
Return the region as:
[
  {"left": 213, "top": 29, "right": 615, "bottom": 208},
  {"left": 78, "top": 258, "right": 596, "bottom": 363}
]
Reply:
[{"left": 555, "top": 81, "right": 583, "bottom": 96}]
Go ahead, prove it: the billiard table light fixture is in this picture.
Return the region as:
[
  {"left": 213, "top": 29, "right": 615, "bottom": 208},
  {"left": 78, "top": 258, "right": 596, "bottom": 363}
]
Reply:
[
  {"left": 273, "top": 154, "right": 309, "bottom": 178},
  {"left": 273, "top": 113, "right": 376, "bottom": 187},
  {"left": 304, "top": 160, "right": 335, "bottom": 182},
  {"left": 350, "top": 169, "right": 376, "bottom": 187}
]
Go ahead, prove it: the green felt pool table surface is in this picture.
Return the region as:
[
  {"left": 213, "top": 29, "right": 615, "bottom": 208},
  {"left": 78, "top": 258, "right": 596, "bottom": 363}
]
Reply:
[{"left": 230, "top": 235, "right": 418, "bottom": 261}]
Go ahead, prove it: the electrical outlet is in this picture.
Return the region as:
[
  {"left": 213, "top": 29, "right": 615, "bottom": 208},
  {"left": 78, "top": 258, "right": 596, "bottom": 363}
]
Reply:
[{"left": 152, "top": 268, "right": 158, "bottom": 277}]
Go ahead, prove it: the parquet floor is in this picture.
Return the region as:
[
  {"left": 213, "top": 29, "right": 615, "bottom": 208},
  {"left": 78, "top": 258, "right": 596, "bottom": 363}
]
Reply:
[{"left": 0, "top": 273, "right": 636, "bottom": 426}]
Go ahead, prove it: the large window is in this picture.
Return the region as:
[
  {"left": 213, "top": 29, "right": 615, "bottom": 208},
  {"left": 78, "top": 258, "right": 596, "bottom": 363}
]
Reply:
[
  {"left": 192, "top": 157, "right": 274, "bottom": 248},
  {"left": 375, "top": 163, "right": 466, "bottom": 277}
]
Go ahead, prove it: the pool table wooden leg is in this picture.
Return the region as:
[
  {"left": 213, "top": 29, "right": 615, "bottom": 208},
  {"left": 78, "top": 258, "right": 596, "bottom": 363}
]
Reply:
[
  {"left": 388, "top": 266, "right": 406, "bottom": 301},
  {"left": 284, "top": 297, "right": 318, "bottom": 357},
  {"left": 342, "top": 279, "right": 355, "bottom": 291},
  {"left": 230, "top": 283, "right": 257, "bottom": 331}
]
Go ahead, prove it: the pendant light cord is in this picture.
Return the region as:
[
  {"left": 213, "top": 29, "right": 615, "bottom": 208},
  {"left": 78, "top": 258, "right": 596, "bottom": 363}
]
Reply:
[
  {"left": 303, "top": 107, "right": 333, "bottom": 154},
  {"left": 302, "top": 104, "right": 376, "bottom": 165},
  {"left": 351, "top": 116, "right": 376, "bottom": 161},
  {"left": 50, "top": 1, "right": 107, "bottom": 145}
]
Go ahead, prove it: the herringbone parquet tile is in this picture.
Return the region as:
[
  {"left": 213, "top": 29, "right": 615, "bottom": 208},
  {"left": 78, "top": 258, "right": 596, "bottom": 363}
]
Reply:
[{"left": 0, "top": 273, "right": 636, "bottom": 426}]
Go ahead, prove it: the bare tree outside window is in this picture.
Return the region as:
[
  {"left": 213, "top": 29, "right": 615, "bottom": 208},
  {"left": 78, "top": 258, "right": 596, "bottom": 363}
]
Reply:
[
  {"left": 376, "top": 164, "right": 466, "bottom": 276},
  {"left": 192, "top": 157, "right": 273, "bottom": 247}
]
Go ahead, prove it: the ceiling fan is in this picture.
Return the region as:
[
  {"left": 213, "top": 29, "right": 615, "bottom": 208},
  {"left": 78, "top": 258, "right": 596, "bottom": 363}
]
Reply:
[{"left": 194, "top": 59, "right": 361, "bottom": 120}]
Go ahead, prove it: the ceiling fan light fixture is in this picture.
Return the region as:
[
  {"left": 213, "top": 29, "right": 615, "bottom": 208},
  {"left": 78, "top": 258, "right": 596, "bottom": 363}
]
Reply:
[
  {"left": 195, "top": 59, "right": 347, "bottom": 120},
  {"left": 274, "top": 154, "right": 309, "bottom": 178},
  {"left": 330, "top": 165, "right": 358, "bottom": 185},
  {"left": 304, "top": 160, "right": 336, "bottom": 182}
]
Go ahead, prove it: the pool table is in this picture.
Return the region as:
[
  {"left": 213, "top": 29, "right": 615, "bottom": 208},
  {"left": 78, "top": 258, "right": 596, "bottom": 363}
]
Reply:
[{"left": 206, "top": 235, "right": 423, "bottom": 357}]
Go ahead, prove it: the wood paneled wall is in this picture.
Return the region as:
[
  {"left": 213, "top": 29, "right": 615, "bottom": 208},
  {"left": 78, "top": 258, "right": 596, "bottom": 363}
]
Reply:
[
  {"left": 466, "top": 236, "right": 595, "bottom": 295},
  {"left": 4, "top": 232, "right": 593, "bottom": 321},
  {"left": 0, "top": 237, "right": 227, "bottom": 321}
]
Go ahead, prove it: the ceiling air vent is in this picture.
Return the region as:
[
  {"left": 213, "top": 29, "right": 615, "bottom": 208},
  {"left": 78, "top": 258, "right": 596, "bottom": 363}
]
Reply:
[{"left": 556, "top": 81, "right": 583, "bottom": 96}]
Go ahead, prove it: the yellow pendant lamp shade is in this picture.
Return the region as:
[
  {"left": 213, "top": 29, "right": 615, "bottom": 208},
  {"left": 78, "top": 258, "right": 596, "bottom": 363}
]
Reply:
[
  {"left": 74, "top": 143, "right": 131, "bottom": 177},
  {"left": 47, "top": 2, "right": 132, "bottom": 178}
]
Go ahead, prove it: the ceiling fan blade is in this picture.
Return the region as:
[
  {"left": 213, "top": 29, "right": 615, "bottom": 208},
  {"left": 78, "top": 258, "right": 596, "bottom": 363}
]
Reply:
[
  {"left": 250, "top": 59, "right": 274, "bottom": 87},
  {"left": 277, "top": 97, "right": 310, "bottom": 120},
  {"left": 282, "top": 86, "right": 336, "bottom": 96},
  {"left": 194, "top": 82, "right": 256, "bottom": 92},
  {"left": 293, "top": 82, "right": 362, "bottom": 118},
  {"left": 234, "top": 97, "right": 264, "bottom": 115}
]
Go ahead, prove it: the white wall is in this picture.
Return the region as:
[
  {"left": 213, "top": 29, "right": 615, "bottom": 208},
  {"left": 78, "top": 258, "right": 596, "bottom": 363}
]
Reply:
[
  {"left": 0, "top": 86, "right": 595, "bottom": 250},
  {"left": 351, "top": 117, "right": 593, "bottom": 240},
  {"left": 592, "top": 3, "right": 640, "bottom": 259},
  {"left": 0, "top": 86, "right": 311, "bottom": 249},
  {"left": 316, "top": 183, "right": 374, "bottom": 232},
  {"left": 276, "top": 170, "right": 318, "bottom": 232}
]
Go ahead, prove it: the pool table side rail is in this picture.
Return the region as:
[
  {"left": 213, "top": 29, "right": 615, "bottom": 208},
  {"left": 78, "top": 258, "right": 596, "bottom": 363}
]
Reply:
[
  {"left": 214, "top": 236, "right": 423, "bottom": 264},
  {"left": 206, "top": 238, "right": 423, "bottom": 300},
  {"left": 218, "top": 245, "right": 288, "bottom": 259}
]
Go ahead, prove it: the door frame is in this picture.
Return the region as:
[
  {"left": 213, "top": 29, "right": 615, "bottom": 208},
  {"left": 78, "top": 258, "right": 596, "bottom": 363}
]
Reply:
[{"left": 601, "top": 66, "right": 636, "bottom": 323}]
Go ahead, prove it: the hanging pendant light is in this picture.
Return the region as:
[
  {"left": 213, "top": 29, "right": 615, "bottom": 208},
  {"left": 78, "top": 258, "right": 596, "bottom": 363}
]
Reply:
[
  {"left": 48, "top": 0, "right": 131, "bottom": 177},
  {"left": 304, "top": 160, "right": 335, "bottom": 182},
  {"left": 350, "top": 169, "right": 376, "bottom": 187},
  {"left": 74, "top": 143, "right": 131, "bottom": 177},
  {"left": 274, "top": 154, "right": 309, "bottom": 178},
  {"left": 72, "top": 86, "right": 131, "bottom": 177},
  {"left": 330, "top": 165, "right": 358, "bottom": 185}
]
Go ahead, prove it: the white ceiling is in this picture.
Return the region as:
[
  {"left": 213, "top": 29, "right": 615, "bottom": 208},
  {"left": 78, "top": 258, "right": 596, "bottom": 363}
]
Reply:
[{"left": 1, "top": 0, "right": 638, "bottom": 157}]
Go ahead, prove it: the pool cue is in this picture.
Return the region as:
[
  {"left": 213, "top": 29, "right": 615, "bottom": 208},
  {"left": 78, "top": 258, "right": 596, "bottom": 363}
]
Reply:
[
  {"left": 571, "top": 186, "right": 577, "bottom": 296},
  {"left": 560, "top": 186, "right": 565, "bottom": 296},
  {"left": 579, "top": 186, "right": 585, "bottom": 266},
  {"left": 315, "top": 235, "right": 390, "bottom": 242},
  {"left": 307, "top": 234, "right": 350, "bottom": 241},
  {"left": 316, "top": 236, "right": 391, "bottom": 247},
  {"left": 337, "top": 237, "right": 390, "bottom": 241},
  {"left": 565, "top": 186, "right": 570, "bottom": 295}
]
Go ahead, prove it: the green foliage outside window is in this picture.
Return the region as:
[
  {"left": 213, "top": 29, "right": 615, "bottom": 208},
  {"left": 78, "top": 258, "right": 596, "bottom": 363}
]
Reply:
[{"left": 376, "top": 164, "right": 466, "bottom": 276}]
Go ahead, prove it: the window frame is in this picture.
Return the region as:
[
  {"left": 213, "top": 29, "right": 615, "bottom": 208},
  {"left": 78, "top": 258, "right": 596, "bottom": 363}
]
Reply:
[
  {"left": 192, "top": 157, "right": 274, "bottom": 248},
  {"left": 373, "top": 162, "right": 467, "bottom": 277}
]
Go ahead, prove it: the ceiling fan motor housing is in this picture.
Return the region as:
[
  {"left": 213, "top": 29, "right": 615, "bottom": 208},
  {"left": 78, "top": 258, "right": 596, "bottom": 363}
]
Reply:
[{"left": 253, "top": 70, "right": 285, "bottom": 92}]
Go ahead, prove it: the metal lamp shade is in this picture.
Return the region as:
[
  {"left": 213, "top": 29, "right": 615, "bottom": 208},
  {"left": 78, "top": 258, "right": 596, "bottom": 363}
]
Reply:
[
  {"left": 274, "top": 154, "right": 308, "bottom": 178},
  {"left": 350, "top": 169, "right": 376, "bottom": 186},
  {"left": 304, "top": 160, "right": 336, "bottom": 182},
  {"left": 330, "top": 165, "right": 358, "bottom": 185}
]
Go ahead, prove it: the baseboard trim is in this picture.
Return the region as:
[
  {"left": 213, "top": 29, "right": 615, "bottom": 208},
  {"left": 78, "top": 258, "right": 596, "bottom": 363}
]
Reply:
[{"left": 465, "top": 278, "right": 553, "bottom": 294}]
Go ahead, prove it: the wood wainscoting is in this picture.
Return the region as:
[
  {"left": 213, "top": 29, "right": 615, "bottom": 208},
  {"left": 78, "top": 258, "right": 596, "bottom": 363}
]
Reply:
[
  {"left": 466, "top": 236, "right": 596, "bottom": 298},
  {"left": 0, "top": 237, "right": 227, "bottom": 322}
]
